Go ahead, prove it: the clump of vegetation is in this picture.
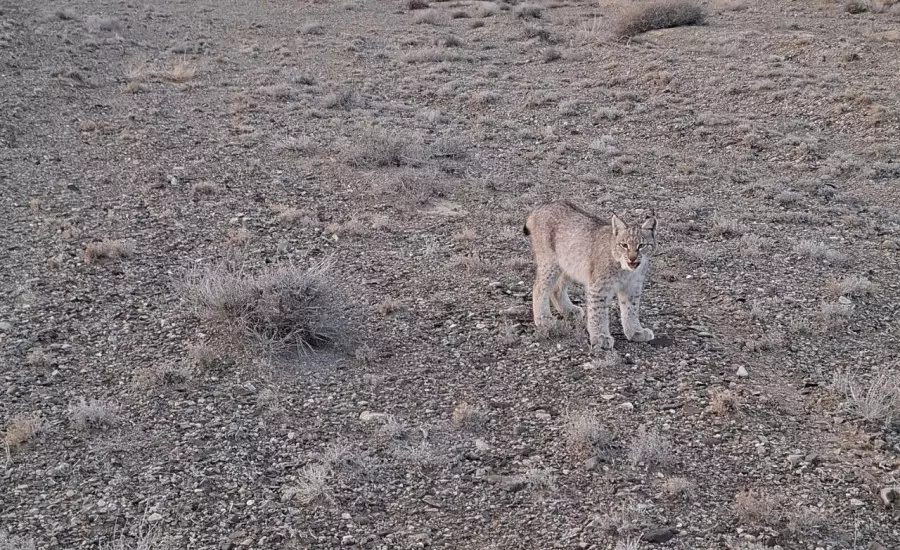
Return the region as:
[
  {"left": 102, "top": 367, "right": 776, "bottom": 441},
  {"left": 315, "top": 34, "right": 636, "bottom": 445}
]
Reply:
[
  {"left": 185, "top": 260, "right": 348, "bottom": 355},
  {"left": 613, "top": 0, "right": 706, "bottom": 39}
]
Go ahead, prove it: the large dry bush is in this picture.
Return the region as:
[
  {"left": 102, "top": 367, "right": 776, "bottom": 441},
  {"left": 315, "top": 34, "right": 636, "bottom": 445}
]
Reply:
[
  {"left": 185, "top": 260, "right": 349, "bottom": 355},
  {"left": 613, "top": 0, "right": 706, "bottom": 39}
]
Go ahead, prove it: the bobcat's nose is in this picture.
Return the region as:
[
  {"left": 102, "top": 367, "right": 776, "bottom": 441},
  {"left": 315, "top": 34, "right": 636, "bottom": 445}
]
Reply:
[{"left": 627, "top": 258, "right": 640, "bottom": 270}]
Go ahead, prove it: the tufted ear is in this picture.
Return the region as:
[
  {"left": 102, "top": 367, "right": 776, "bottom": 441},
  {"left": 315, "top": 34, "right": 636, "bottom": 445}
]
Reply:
[
  {"left": 641, "top": 217, "right": 657, "bottom": 233},
  {"left": 611, "top": 214, "right": 627, "bottom": 236}
]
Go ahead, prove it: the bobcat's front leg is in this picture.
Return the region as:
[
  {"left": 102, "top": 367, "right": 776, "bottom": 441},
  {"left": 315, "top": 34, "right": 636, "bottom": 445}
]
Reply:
[
  {"left": 618, "top": 290, "right": 654, "bottom": 342},
  {"left": 586, "top": 282, "right": 614, "bottom": 350}
]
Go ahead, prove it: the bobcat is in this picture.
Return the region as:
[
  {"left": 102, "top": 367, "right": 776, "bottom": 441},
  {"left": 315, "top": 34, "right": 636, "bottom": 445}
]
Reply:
[{"left": 524, "top": 201, "right": 657, "bottom": 351}]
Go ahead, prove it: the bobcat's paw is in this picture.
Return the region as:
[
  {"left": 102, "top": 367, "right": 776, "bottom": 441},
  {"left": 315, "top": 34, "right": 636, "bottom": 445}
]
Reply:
[
  {"left": 590, "top": 334, "right": 615, "bottom": 351},
  {"left": 628, "top": 328, "right": 655, "bottom": 342}
]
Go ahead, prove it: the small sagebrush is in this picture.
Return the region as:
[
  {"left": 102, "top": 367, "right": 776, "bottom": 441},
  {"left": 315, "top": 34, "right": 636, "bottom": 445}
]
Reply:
[
  {"left": 627, "top": 426, "right": 672, "bottom": 467},
  {"left": 825, "top": 275, "right": 875, "bottom": 298},
  {"left": 83, "top": 239, "right": 134, "bottom": 264},
  {"left": 162, "top": 60, "right": 196, "bottom": 83},
  {"left": 68, "top": 398, "right": 119, "bottom": 431},
  {"left": 832, "top": 370, "right": 900, "bottom": 426},
  {"left": 614, "top": 0, "right": 706, "bottom": 39},
  {"left": 346, "top": 128, "right": 425, "bottom": 168},
  {"left": 563, "top": 411, "right": 610, "bottom": 456},
  {"left": 4, "top": 412, "right": 47, "bottom": 451},
  {"left": 185, "top": 260, "right": 347, "bottom": 354}
]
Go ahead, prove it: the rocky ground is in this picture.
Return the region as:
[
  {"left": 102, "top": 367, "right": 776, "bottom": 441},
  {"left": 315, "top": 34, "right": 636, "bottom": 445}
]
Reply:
[{"left": 1, "top": 0, "right": 899, "bottom": 548}]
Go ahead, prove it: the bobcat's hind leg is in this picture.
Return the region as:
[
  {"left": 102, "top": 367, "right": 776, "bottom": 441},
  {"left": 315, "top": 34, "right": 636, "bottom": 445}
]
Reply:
[
  {"left": 551, "top": 276, "right": 584, "bottom": 319},
  {"left": 532, "top": 265, "right": 561, "bottom": 326}
]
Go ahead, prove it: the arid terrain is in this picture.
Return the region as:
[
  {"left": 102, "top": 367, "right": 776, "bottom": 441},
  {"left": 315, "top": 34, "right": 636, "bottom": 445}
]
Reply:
[{"left": 1, "top": 0, "right": 899, "bottom": 548}]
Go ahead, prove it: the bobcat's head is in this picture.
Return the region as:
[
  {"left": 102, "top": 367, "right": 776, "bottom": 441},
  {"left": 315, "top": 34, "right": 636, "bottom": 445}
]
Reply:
[{"left": 611, "top": 214, "right": 657, "bottom": 271}]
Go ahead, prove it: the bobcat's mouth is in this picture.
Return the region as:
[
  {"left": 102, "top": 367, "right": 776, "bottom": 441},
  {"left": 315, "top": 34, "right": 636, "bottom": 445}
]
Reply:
[{"left": 626, "top": 259, "right": 640, "bottom": 270}]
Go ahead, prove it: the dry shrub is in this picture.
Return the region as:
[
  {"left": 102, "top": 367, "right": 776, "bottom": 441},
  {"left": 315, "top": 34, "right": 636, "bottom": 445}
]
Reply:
[
  {"left": 614, "top": 0, "right": 706, "bottom": 39},
  {"left": 185, "top": 260, "right": 348, "bottom": 355},
  {"left": 563, "top": 410, "right": 611, "bottom": 457},
  {"left": 4, "top": 412, "right": 47, "bottom": 451},
  {"left": 345, "top": 128, "right": 425, "bottom": 168},
  {"left": 451, "top": 402, "right": 484, "bottom": 428},
  {"left": 825, "top": 275, "right": 875, "bottom": 298},
  {"left": 708, "top": 390, "right": 739, "bottom": 415},
  {"left": 68, "top": 398, "right": 119, "bottom": 431},
  {"left": 831, "top": 370, "right": 900, "bottom": 426},
  {"left": 627, "top": 425, "right": 672, "bottom": 467},
  {"left": 83, "top": 239, "right": 134, "bottom": 264},
  {"left": 734, "top": 490, "right": 782, "bottom": 526},
  {"left": 162, "top": 60, "right": 196, "bottom": 82}
]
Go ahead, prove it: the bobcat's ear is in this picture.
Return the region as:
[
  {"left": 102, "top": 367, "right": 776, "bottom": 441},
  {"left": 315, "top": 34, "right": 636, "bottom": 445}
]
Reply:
[
  {"left": 641, "top": 217, "right": 657, "bottom": 233},
  {"left": 611, "top": 214, "right": 627, "bottom": 236}
]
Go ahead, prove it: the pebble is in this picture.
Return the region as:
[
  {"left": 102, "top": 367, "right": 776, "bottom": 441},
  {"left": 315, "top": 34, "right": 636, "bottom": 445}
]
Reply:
[
  {"left": 147, "top": 512, "right": 163, "bottom": 522},
  {"left": 736, "top": 366, "right": 748, "bottom": 378},
  {"left": 0, "top": 321, "right": 12, "bottom": 332},
  {"left": 359, "top": 411, "right": 389, "bottom": 422},
  {"left": 850, "top": 498, "right": 864, "bottom": 507},
  {"left": 642, "top": 527, "right": 676, "bottom": 543},
  {"left": 616, "top": 402, "right": 634, "bottom": 411},
  {"left": 879, "top": 239, "right": 898, "bottom": 250}
]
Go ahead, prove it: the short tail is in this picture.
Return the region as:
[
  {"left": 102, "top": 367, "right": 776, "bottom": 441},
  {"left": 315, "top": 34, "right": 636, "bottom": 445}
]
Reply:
[{"left": 522, "top": 222, "right": 530, "bottom": 236}]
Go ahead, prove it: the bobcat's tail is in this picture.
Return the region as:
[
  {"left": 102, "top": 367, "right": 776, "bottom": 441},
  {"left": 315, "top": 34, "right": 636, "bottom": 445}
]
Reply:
[{"left": 522, "top": 221, "right": 530, "bottom": 236}]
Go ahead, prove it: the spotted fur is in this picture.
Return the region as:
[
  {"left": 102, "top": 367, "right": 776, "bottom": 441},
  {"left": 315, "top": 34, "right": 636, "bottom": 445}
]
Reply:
[{"left": 524, "top": 201, "right": 657, "bottom": 350}]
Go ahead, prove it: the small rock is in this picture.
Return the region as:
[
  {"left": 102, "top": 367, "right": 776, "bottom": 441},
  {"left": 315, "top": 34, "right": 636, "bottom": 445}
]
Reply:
[
  {"left": 838, "top": 296, "right": 852, "bottom": 305},
  {"left": 341, "top": 535, "right": 355, "bottom": 546},
  {"left": 787, "top": 454, "right": 803, "bottom": 467},
  {"left": 474, "top": 439, "right": 491, "bottom": 452},
  {"left": 870, "top": 542, "right": 888, "bottom": 550},
  {"left": 359, "top": 411, "right": 388, "bottom": 422},
  {"left": 736, "top": 366, "right": 749, "bottom": 378},
  {"left": 879, "top": 486, "right": 899, "bottom": 507},
  {"left": 583, "top": 456, "right": 599, "bottom": 471},
  {"left": 642, "top": 527, "right": 676, "bottom": 543},
  {"left": 504, "top": 479, "right": 527, "bottom": 493},
  {"left": 804, "top": 453, "right": 822, "bottom": 466},
  {"left": 147, "top": 512, "right": 163, "bottom": 522},
  {"left": 879, "top": 239, "right": 898, "bottom": 250},
  {"left": 850, "top": 498, "right": 865, "bottom": 507},
  {"left": 616, "top": 402, "right": 634, "bottom": 411},
  {"left": 534, "top": 410, "right": 551, "bottom": 421},
  {"left": 0, "top": 321, "right": 12, "bottom": 333}
]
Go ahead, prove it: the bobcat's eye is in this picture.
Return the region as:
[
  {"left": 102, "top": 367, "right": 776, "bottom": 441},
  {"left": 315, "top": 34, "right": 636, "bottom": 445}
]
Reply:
[
  {"left": 638, "top": 243, "right": 646, "bottom": 249},
  {"left": 619, "top": 243, "right": 628, "bottom": 249}
]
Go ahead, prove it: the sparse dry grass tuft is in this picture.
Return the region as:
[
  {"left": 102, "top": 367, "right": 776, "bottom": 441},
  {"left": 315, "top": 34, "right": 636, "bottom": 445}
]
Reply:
[
  {"left": 613, "top": 0, "right": 706, "bottom": 39},
  {"left": 793, "top": 240, "right": 847, "bottom": 264},
  {"left": 451, "top": 402, "right": 484, "bottom": 428},
  {"left": 185, "top": 260, "right": 347, "bottom": 355},
  {"left": 68, "top": 398, "right": 119, "bottom": 431},
  {"left": 627, "top": 426, "right": 672, "bottom": 467},
  {"left": 708, "top": 390, "right": 739, "bottom": 414},
  {"left": 819, "top": 302, "right": 853, "bottom": 328},
  {"left": 346, "top": 128, "right": 425, "bottom": 168},
  {"left": 825, "top": 275, "right": 875, "bottom": 298},
  {"left": 162, "top": 59, "right": 196, "bottom": 83},
  {"left": 289, "top": 463, "right": 333, "bottom": 505},
  {"left": 710, "top": 215, "right": 747, "bottom": 237},
  {"left": 4, "top": 412, "right": 47, "bottom": 452},
  {"left": 0, "top": 531, "right": 37, "bottom": 550},
  {"left": 25, "top": 348, "right": 50, "bottom": 367},
  {"left": 831, "top": 370, "right": 900, "bottom": 426},
  {"left": 83, "top": 239, "right": 134, "bottom": 264},
  {"left": 272, "top": 204, "right": 317, "bottom": 227},
  {"left": 734, "top": 490, "right": 782, "bottom": 526},
  {"left": 274, "top": 136, "right": 318, "bottom": 156},
  {"left": 134, "top": 362, "right": 194, "bottom": 388},
  {"left": 514, "top": 4, "right": 542, "bottom": 18},
  {"left": 379, "top": 167, "right": 451, "bottom": 205},
  {"left": 563, "top": 410, "right": 610, "bottom": 457},
  {"left": 662, "top": 476, "right": 695, "bottom": 499}
]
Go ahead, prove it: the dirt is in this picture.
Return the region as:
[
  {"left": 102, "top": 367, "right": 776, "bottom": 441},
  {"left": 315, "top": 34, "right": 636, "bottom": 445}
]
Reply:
[{"left": 1, "top": 0, "right": 899, "bottom": 548}]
